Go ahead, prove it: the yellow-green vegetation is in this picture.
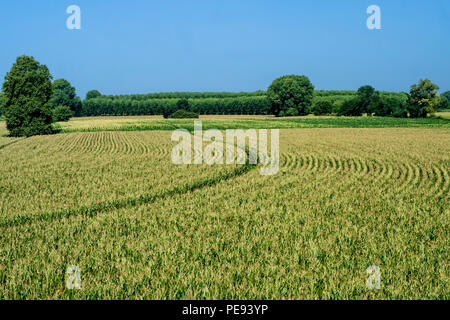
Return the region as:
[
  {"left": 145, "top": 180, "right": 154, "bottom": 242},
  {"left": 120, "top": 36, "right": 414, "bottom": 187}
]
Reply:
[
  {"left": 0, "top": 125, "right": 448, "bottom": 299},
  {"left": 437, "top": 112, "right": 450, "bottom": 120},
  {"left": 55, "top": 116, "right": 450, "bottom": 133},
  {"left": 0, "top": 122, "right": 22, "bottom": 150}
]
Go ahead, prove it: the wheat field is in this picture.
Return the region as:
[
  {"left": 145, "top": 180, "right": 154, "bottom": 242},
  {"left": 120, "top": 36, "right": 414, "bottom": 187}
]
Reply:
[{"left": 0, "top": 123, "right": 448, "bottom": 299}]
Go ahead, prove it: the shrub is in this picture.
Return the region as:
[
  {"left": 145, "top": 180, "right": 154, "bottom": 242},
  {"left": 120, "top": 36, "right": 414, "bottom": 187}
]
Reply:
[
  {"left": 1, "top": 55, "right": 55, "bottom": 137},
  {"left": 337, "top": 98, "right": 362, "bottom": 116},
  {"left": 285, "top": 107, "right": 299, "bottom": 117},
  {"left": 312, "top": 100, "right": 333, "bottom": 115},
  {"left": 163, "top": 109, "right": 171, "bottom": 119},
  {"left": 53, "top": 105, "right": 73, "bottom": 122},
  {"left": 168, "top": 109, "right": 199, "bottom": 119}
]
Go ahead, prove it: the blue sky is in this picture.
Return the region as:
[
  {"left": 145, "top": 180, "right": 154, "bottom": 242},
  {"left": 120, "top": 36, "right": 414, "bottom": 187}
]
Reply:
[{"left": 1, "top": 0, "right": 449, "bottom": 98}]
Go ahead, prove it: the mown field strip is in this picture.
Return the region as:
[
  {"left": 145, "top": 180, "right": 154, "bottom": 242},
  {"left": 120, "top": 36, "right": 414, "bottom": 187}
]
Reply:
[{"left": 53, "top": 116, "right": 450, "bottom": 134}]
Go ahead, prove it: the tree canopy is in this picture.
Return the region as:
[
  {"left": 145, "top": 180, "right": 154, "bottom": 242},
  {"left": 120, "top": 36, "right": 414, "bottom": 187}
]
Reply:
[
  {"left": 267, "top": 75, "right": 314, "bottom": 116},
  {"left": 86, "top": 90, "right": 102, "bottom": 100},
  {"left": 407, "top": 79, "right": 440, "bottom": 118},
  {"left": 1, "top": 55, "right": 55, "bottom": 137},
  {"left": 48, "top": 79, "right": 81, "bottom": 116}
]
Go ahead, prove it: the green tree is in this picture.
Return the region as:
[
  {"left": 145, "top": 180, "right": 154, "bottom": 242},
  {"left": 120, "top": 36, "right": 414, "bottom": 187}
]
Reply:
[
  {"left": 312, "top": 99, "right": 333, "bottom": 115},
  {"left": 441, "top": 91, "right": 450, "bottom": 103},
  {"left": 438, "top": 91, "right": 450, "bottom": 110},
  {"left": 438, "top": 97, "right": 449, "bottom": 110},
  {"left": 267, "top": 75, "right": 314, "bottom": 116},
  {"left": 1, "top": 55, "right": 55, "bottom": 137},
  {"left": 407, "top": 79, "right": 440, "bottom": 118},
  {"left": 48, "top": 79, "right": 82, "bottom": 116},
  {"left": 85, "top": 90, "right": 102, "bottom": 100},
  {"left": 0, "top": 92, "right": 3, "bottom": 117},
  {"left": 53, "top": 105, "right": 73, "bottom": 122},
  {"left": 176, "top": 98, "right": 190, "bottom": 111},
  {"left": 337, "top": 98, "right": 362, "bottom": 116},
  {"left": 356, "top": 85, "right": 381, "bottom": 115}
]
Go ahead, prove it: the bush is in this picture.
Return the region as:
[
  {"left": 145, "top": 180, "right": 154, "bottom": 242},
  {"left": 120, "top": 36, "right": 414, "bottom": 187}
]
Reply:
[
  {"left": 285, "top": 107, "right": 299, "bottom": 117},
  {"left": 168, "top": 109, "right": 199, "bottom": 119},
  {"left": 53, "top": 105, "right": 73, "bottom": 122},
  {"left": 312, "top": 100, "right": 333, "bottom": 115},
  {"left": 337, "top": 98, "right": 362, "bottom": 116},
  {"left": 163, "top": 109, "right": 171, "bottom": 119},
  {"left": 1, "top": 55, "right": 55, "bottom": 137}
]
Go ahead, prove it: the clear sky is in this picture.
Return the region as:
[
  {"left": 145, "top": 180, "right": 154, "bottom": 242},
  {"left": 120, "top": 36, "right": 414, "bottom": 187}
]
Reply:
[{"left": 1, "top": 0, "right": 449, "bottom": 98}]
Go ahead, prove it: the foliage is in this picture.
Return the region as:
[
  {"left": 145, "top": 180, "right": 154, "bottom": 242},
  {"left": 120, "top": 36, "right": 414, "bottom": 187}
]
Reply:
[
  {"left": 437, "top": 96, "right": 449, "bottom": 111},
  {"left": 267, "top": 75, "right": 315, "bottom": 116},
  {"left": 1, "top": 55, "right": 55, "bottom": 137},
  {"left": 168, "top": 109, "right": 199, "bottom": 119},
  {"left": 81, "top": 96, "right": 270, "bottom": 116},
  {"left": 356, "top": 85, "right": 381, "bottom": 115},
  {"left": 85, "top": 90, "right": 102, "bottom": 100},
  {"left": 440, "top": 91, "right": 450, "bottom": 103},
  {"left": 53, "top": 105, "right": 73, "bottom": 122},
  {"left": 52, "top": 115, "right": 450, "bottom": 134},
  {"left": 312, "top": 99, "right": 333, "bottom": 115},
  {"left": 285, "top": 107, "right": 299, "bottom": 117},
  {"left": 176, "top": 98, "right": 190, "bottom": 111},
  {"left": 48, "top": 79, "right": 82, "bottom": 116},
  {"left": 337, "top": 98, "right": 362, "bottom": 116},
  {"left": 407, "top": 79, "right": 440, "bottom": 118},
  {"left": 370, "top": 95, "right": 407, "bottom": 117},
  {"left": 79, "top": 89, "right": 409, "bottom": 117}
]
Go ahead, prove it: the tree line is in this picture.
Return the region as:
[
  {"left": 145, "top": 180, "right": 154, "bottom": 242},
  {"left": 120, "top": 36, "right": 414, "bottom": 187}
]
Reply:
[{"left": 1, "top": 55, "right": 449, "bottom": 137}]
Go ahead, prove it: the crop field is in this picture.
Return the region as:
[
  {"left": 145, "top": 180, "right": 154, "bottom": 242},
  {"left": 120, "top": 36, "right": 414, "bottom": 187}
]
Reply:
[
  {"left": 55, "top": 116, "right": 450, "bottom": 133},
  {"left": 0, "top": 117, "right": 448, "bottom": 299}
]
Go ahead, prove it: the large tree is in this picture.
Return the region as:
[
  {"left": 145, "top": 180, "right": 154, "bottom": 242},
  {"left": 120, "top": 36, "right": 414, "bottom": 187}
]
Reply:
[
  {"left": 267, "top": 75, "right": 314, "bottom": 116},
  {"left": 356, "top": 85, "right": 381, "bottom": 115},
  {"left": 407, "top": 79, "right": 440, "bottom": 118},
  {"left": 1, "top": 55, "right": 55, "bottom": 137},
  {"left": 48, "top": 78, "right": 81, "bottom": 116}
]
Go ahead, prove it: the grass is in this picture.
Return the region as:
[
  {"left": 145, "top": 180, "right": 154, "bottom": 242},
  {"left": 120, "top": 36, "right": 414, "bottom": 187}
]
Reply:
[
  {"left": 0, "top": 126, "right": 448, "bottom": 299},
  {"left": 53, "top": 115, "right": 450, "bottom": 133}
]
